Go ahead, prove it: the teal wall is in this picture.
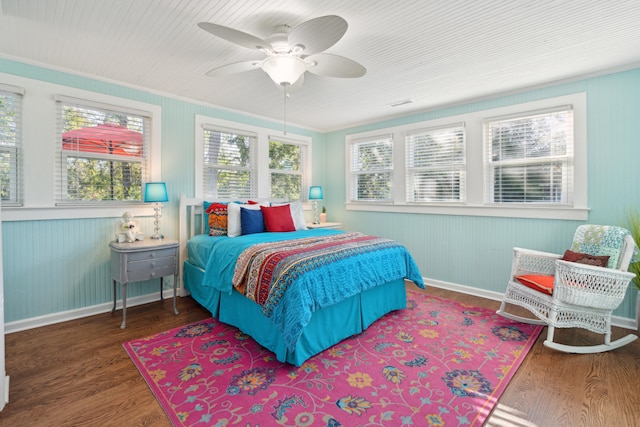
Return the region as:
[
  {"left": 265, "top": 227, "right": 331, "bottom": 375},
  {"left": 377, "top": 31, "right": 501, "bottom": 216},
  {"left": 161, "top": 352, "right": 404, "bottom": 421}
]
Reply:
[
  {"left": 0, "top": 58, "right": 325, "bottom": 323},
  {"left": 323, "top": 68, "right": 640, "bottom": 320},
  {"left": 1, "top": 56, "right": 639, "bottom": 324}
]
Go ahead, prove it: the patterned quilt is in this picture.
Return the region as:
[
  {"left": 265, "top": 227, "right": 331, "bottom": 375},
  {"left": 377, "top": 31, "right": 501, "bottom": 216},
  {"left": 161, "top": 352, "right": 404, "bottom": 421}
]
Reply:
[{"left": 231, "top": 232, "right": 425, "bottom": 351}]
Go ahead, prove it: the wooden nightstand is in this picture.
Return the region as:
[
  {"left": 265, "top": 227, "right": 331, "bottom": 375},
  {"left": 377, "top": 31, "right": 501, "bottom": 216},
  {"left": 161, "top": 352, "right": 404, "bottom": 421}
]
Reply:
[
  {"left": 306, "top": 222, "right": 343, "bottom": 229},
  {"left": 110, "top": 239, "right": 179, "bottom": 329}
]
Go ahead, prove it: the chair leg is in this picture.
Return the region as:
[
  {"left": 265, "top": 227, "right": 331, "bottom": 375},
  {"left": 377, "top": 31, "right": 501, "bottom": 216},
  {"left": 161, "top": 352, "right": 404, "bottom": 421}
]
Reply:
[
  {"left": 603, "top": 317, "right": 612, "bottom": 346},
  {"left": 546, "top": 325, "right": 556, "bottom": 342},
  {"left": 496, "top": 301, "right": 547, "bottom": 325},
  {"left": 497, "top": 300, "right": 507, "bottom": 314}
]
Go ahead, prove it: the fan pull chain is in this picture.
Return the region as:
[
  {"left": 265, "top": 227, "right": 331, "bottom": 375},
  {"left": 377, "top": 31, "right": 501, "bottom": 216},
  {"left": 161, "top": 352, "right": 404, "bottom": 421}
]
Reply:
[{"left": 283, "top": 84, "right": 288, "bottom": 135}]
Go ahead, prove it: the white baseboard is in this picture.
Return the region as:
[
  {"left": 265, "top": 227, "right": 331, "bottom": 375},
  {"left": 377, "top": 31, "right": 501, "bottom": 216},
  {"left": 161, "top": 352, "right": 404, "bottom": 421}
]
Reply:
[
  {"left": 1, "top": 375, "right": 8, "bottom": 411},
  {"left": 424, "top": 277, "right": 639, "bottom": 331},
  {"left": 5, "top": 289, "right": 177, "bottom": 334},
  {"left": 425, "top": 277, "right": 505, "bottom": 302},
  {"left": 5, "top": 278, "right": 638, "bottom": 334}
]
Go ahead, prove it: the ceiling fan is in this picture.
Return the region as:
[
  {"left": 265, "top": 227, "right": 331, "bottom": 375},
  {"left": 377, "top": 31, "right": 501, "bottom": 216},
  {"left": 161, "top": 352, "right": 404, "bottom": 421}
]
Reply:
[{"left": 197, "top": 15, "right": 366, "bottom": 92}]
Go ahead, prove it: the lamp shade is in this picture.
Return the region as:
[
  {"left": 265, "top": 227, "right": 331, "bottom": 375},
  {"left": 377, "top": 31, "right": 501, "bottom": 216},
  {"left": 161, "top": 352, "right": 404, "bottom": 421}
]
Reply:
[
  {"left": 262, "top": 55, "right": 308, "bottom": 86},
  {"left": 308, "top": 186, "right": 323, "bottom": 200},
  {"left": 144, "top": 182, "right": 168, "bottom": 203}
]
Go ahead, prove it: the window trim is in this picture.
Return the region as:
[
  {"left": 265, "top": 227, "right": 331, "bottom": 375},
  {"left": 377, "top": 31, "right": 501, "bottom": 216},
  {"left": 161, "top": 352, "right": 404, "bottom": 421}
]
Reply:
[
  {"left": 346, "top": 133, "right": 394, "bottom": 203},
  {"left": 195, "top": 115, "right": 312, "bottom": 201},
  {"left": 268, "top": 135, "right": 309, "bottom": 200},
  {"left": 0, "top": 83, "right": 24, "bottom": 207},
  {"left": 0, "top": 72, "right": 162, "bottom": 221},
  {"left": 200, "top": 122, "right": 258, "bottom": 199},
  {"left": 345, "top": 93, "right": 588, "bottom": 220},
  {"left": 483, "top": 105, "right": 574, "bottom": 206},
  {"left": 405, "top": 122, "right": 466, "bottom": 203},
  {"left": 54, "top": 95, "right": 152, "bottom": 205}
]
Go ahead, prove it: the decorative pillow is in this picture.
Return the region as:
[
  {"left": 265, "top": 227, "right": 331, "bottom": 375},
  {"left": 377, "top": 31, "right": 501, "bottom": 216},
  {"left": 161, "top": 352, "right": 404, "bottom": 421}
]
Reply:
[
  {"left": 240, "top": 207, "right": 265, "bottom": 235},
  {"left": 516, "top": 274, "right": 555, "bottom": 295},
  {"left": 203, "top": 201, "right": 228, "bottom": 236},
  {"left": 561, "top": 250, "right": 610, "bottom": 268},
  {"left": 271, "top": 200, "right": 307, "bottom": 230},
  {"left": 569, "top": 225, "right": 627, "bottom": 269},
  {"left": 227, "top": 202, "right": 263, "bottom": 237},
  {"left": 261, "top": 205, "right": 296, "bottom": 232}
]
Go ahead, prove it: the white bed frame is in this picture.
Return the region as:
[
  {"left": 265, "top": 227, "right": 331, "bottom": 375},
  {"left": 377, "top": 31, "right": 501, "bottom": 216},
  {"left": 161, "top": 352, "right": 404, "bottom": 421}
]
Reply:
[
  {"left": 178, "top": 194, "right": 286, "bottom": 296},
  {"left": 179, "top": 194, "right": 205, "bottom": 297}
]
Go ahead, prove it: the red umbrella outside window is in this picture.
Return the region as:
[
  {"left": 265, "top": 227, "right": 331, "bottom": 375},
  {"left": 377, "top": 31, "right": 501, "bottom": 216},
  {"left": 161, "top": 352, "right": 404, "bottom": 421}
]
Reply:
[
  {"left": 62, "top": 123, "right": 143, "bottom": 156},
  {"left": 62, "top": 123, "right": 144, "bottom": 200}
]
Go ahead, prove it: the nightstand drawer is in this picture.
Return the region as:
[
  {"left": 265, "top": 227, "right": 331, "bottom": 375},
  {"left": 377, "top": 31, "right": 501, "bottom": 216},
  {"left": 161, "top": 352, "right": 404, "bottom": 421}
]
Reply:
[
  {"left": 126, "top": 262, "right": 177, "bottom": 282},
  {"left": 127, "top": 255, "right": 175, "bottom": 271},
  {"left": 127, "top": 247, "right": 176, "bottom": 261}
]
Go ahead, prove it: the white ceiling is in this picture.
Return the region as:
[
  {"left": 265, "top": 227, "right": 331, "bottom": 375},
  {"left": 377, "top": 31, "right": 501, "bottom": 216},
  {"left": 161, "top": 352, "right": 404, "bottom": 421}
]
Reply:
[{"left": 1, "top": 0, "right": 639, "bottom": 132}]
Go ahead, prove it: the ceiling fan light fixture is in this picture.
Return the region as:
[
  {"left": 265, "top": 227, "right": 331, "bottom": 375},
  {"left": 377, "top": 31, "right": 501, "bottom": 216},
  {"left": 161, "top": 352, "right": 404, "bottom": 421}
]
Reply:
[{"left": 262, "top": 55, "right": 308, "bottom": 86}]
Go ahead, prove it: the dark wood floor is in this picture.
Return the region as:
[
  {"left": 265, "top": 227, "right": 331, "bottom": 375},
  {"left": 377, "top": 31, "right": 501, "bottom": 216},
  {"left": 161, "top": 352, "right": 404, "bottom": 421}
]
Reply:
[{"left": 2, "top": 287, "right": 639, "bottom": 426}]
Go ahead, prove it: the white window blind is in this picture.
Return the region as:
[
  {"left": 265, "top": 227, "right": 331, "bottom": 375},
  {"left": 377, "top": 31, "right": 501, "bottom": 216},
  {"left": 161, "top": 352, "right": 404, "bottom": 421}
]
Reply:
[
  {"left": 484, "top": 106, "right": 574, "bottom": 204},
  {"left": 55, "top": 97, "right": 150, "bottom": 204},
  {"left": 269, "top": 136, "right": 306, "bottom": 200},
  {"left": 202, "top": 125, "right": 256, "bottom": 199},
  {"left": 0, "top": 85, "right": 23, "bottom": 206},
  {"left": 348, "top": 134, "right": 393, "bottom": 202},
  {"left": 406, "top": 123, "right": 465, "bottom": 203}
]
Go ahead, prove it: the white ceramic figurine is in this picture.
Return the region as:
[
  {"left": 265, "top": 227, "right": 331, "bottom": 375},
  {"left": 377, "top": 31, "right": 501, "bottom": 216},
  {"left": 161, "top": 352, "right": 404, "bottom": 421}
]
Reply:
[{"left": 116, "top": 212, "right": 143, "bottom": 242}]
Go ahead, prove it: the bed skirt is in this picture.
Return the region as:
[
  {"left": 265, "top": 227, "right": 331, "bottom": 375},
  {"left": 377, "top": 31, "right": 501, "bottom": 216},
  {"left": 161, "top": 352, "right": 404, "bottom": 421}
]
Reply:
[{"left": 183, "top": 260, "right": 408, "bottom": 366}]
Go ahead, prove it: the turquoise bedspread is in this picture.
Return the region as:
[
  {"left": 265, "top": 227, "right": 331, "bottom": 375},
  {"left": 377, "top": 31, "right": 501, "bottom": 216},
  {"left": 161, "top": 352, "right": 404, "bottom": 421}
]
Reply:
[{"left": 188, "top": 229, "right": 424, "bottom": 351}]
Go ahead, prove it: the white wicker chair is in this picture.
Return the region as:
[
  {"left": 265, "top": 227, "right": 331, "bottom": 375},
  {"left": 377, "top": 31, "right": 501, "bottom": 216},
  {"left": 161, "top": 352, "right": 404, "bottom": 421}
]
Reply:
[{"left": 497, "top": 225, "right": 638, "bottom": 353}]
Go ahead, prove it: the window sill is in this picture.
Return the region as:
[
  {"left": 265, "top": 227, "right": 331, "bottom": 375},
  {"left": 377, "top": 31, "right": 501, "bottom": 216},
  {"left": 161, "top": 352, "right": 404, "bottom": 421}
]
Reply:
[
  {"left": 346, "top": 202, "right": 589, "bottom": 220},
  {"left": 2, "top": 204, "right": 156, "bottom": 221}
]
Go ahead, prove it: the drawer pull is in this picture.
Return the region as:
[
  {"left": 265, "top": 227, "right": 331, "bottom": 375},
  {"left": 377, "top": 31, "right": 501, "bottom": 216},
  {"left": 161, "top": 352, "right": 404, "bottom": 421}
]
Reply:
[
  {"left": 151, "top": 261, "right": 156, "bottom": 267},
  {"left": 151, "top": 272, "right": 156, "bottom": 277}
]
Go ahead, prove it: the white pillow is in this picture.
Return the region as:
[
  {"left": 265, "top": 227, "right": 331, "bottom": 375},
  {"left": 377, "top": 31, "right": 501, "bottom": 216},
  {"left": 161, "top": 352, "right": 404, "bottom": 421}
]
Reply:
[
  {"left": 272, "top": 200, "right": 307, "bottom": 230},
  {"left": 227, "top": 203, "right": 263, "bottom": 237}
]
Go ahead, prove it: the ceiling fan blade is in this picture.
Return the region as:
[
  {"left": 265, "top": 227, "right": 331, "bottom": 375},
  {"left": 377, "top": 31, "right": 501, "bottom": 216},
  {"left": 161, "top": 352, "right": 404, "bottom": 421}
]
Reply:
[
  {"left": 287, "top": 15, "right": 348, "bottom": 55},
  {"left": 306, "top": 53, "right": 366, "bottom": 78},
  {"left": 205, "top": 60, "right": 263, "bottom": 76},
  {"left": 198, "top": 22, "right": 267, "bottom": 50}
]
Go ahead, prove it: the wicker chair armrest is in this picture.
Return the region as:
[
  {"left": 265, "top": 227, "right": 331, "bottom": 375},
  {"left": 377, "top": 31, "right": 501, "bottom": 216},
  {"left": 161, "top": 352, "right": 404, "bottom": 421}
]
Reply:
[
  {"left": 553, "top": 260, "right": 636, "bottom": 309},
  {"left": 511, "top": 247, "right": 561, "bottom": 277}
]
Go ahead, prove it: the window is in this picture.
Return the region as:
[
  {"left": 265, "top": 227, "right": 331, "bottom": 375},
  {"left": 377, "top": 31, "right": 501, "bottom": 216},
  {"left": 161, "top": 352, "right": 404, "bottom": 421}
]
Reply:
[
  {"left": 55, "top": 97, "right": 151, "bottom": 204},
  {"left": 0, "top": 74, "right": 162, "bottom": 221},
  {"left": 345, "top": 93, "right": 586, "bottom": 220},
  {"left": 348, "top": 134, "right": 393, "bottom": 202},
  {"left": 201, "top": 125, "right": 256, "bottom": 199},
  {"left": 0, "top": 85, "right": 23, "bottom": 206},
  {"left": 195, "top": 116, "right": 312, "bottom": 201},
  {"left": 484, "top": 106, "right": 573, "bottom": 205},
  {"left": 406, "top": 124, "right": 465, "bottom": 203},
  {"left": 269, "top": 137, "right": 307, "bottom": 200}
]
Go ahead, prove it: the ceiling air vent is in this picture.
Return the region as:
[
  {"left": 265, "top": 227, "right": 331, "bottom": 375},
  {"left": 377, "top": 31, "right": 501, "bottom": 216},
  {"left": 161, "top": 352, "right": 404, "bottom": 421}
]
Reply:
[{"left": 388, "top": 99, "right": 414, "bottom": 107}]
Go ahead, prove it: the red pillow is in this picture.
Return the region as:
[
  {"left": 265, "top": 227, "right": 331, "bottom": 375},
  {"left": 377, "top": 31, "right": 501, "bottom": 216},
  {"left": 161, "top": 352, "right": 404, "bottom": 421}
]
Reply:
[
  {"left": 515, "top": 274, "right": 555, "bottom": 295},
  {"left": 260, "top": 205, "right": 296, "bottom": 232},
  {"left": 561, "top": 250, "right": 609, "bottom": 268}
]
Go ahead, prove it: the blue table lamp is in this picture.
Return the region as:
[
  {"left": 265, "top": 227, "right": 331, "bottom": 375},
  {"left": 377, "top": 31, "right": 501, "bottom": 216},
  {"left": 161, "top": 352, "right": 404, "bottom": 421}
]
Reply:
[
  {"left": 308, "top": 186, "right": 323, "bottom": 224},
  {"left": 144, "top": 182, "right": 168, "bottom": 239}
]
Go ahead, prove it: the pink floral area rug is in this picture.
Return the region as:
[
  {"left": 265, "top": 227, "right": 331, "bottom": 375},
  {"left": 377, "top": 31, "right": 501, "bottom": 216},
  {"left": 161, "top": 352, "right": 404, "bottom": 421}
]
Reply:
[{"left": 123, "top": 291, "right": 542, "bottom": 427}]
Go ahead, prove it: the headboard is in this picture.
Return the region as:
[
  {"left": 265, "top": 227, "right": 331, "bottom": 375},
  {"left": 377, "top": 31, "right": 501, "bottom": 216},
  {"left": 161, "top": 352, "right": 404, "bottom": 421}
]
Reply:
[
  {"left": 179, "top": 194, "right": 205, "bottom": 296},
  {"left": 178, "top": 194, "right": 288, "bottom": 295}
]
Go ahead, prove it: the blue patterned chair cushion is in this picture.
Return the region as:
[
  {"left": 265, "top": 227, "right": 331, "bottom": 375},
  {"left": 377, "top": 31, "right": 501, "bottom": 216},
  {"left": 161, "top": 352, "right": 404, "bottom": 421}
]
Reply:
[{"left": 570, "top": 225, "right": 629, "bottom": 269}]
